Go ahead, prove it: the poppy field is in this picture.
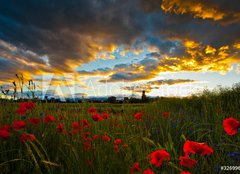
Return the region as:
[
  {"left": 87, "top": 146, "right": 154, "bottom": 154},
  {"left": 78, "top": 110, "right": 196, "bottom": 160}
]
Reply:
[{"left": 0, "top": 89, "right": 240, "bottom": 174}]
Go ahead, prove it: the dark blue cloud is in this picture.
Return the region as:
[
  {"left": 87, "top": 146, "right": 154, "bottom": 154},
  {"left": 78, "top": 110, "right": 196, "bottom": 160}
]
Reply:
[{"left": 0, "top": 0, "right": 239, "bottom": 81}]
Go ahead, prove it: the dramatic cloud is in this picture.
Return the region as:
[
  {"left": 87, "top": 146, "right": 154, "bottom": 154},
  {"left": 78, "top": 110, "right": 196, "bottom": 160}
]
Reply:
[
  {"left": 143, "top": 0, "right": 240, "bottom": 24},
  {"left": 79, "top": 39, "right": 240, "bottom": 83},
  {"left": 0, "top": 0, "right": 239, "bottom": 86},
  {"left": 0, "top": 0, "right": 143, "bottom": 74}
]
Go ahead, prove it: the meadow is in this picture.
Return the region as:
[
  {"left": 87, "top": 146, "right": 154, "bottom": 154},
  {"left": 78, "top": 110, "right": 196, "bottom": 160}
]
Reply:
[{"left": 0, "top": 86, "right": 240, "bottom": 174}]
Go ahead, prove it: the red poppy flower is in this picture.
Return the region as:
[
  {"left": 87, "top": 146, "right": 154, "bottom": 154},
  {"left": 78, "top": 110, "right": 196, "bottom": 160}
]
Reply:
[
  {"left": 68, "top": 131, "right": 73, "bottom": 137},
  {"left": 16, "top": 101, "right": 35, "bottom": 115},
  {"left": 0, "top": 130, "right": 10, "bottom": 139},
  {"left": 102, "top": 112, "right": 109, "bottom": 120},
  {"left": 93, "top": 135, "right": 100, "bottom": 140},
  {"left": 114, "top": 145, "right": 119, "bottom": 152},
  {"left": 102, "top": 134, "right": 111, "bottom": 142},
  {"left": 12, "top": 120, "right": 26, "bottom": 131},
  {"left": 84, "top": 142, "right": 91, "bottom": 151},
  {"left": 134, "top": 112, "right": 143, "bottom": 120},
  {"left": 183, "top": 140, "right": 213, "bottom": 156},
  {"left": 0, "top": 125, "right": 10, "bottom": 131},
  {"left": 44, "top": 115, "right": 55, "bottom": 123},
  {"left": 223, "top": 117, "right": 240, "bottom": 136},
  {"left": 29, "top": 117, "right": 40, "bottom": 125},
  {"left": 23, "top": 101, "right": 35, "bottom": 110},
  {"left": 142, "top": 168, "right": 154, "bottom": 174},
  {"left": 162, "top": 112, "right": 169, "bottom": 117},
  {"left": 72, "top": 122, "right": 79, "bottom": 129},
  {"left": 181, "top": 172, "right": 191, "bottom": 174},
  {"left": 20, "top": 133, "right": 35, "bottom": 142},
  {"left": 92, "top": 113, "right": 104, "bottom": 122},
  {"left": 28, "top": 134, "right": 36, "bottom": 141},
  {"left": 87, "top": 107, "right": 97, "bottom": 114},
  {"left": 148, "top": 150, "right": 170, "bottom": 167},
  {"left": 56, "top": 124, "right": 64, "bottom": 133},
  {"left": 20, "top": 133, "right": 28, "bottom": 142},
  {"left": 179, "top": 156, "right": 197, "bottom": 168},
  {"left": 16, "top": 107, "right": 27, "bottom": 115},
  {"left": 82, "top": 119, "right": 91, "bottom": 129},
  {"left": 72, "top": 122, "right": 82, "bottom": 134},
  {"left": 114, "top": 139, "right": 122, "bottom": 146},
  {"left": 130, "top": 162, "right": 141, "bottom": 173}
]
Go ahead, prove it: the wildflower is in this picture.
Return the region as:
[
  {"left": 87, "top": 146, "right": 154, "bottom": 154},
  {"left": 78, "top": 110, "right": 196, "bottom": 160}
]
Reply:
[
  {"left": 28, "top": 134, "right": 36, "bottom": 141},
  {"left": 148, "top": 150, "right": 170, "bottom": 167},
  {"left": 87, "top": 107, "right": 97, "bottom": 114},
  {"left": 179, "top": 156, "right": 198, "bottom": 168},
  {"left": 134, "top": 112, "right": 143, "bottom": 120},
  {"left": 16, "top": 101, "right": 35, "bottom": 115},
  {"left": 72, "top": 122, "right": 79, "bottom": 129},
  {"left": 40, "top": 112, "right": 45, "bottom": 117},
  {"left": 84, "top": 142, "right": 91, "bottom": 151},
  {"left": 0, "top": 125, "right": 10, "bottom": 131},
  {"left": 92, "top": 113, "right": 104, "bottom": 122},
  {"left": 114, "top": 145, "right": 119, "bottom": 152},
  {"left": 130, "top": 162, "right": 141, "bottom": 173},
  {"left": 0, "top": 130, "right": 10, "bottom": 139},
  {"left": 102, "top": 134, "right": 111, "bottom": 142},
  {"left": 56, "top": 124, "right": 64, "bottom": 133},
  {"left": 68, "top": 131, "right": 73, "bottom": 137},
  {"left": 12, "top": 120, "right": 26, "bottom": 131},
  {"left": 20, "top": 133, "right": 35, "bottom": 142},
  {"left": 114, "top": 139, "right": 122, "bottom": 146},
  {"left": 162, "top": 112, "right": 169, "bottom": 118},
  {"left": 227, "top": 151, "right": 240, "bottom": 161},
  {"left": 142, "top": 168, "right": 154, "bottom": 174},
  {"left": 102, "top": 112, "right": 109, "bottom": 120},
  {"left": 183, "top": 140, "right": 213, "bottom": 156},
  {"left": 181, "top": 172, "right": 191, "bottom": 174},
  {"left": 44, "top": 115, "right": 55, "bottom": 123},
  {"left": 20, "top": 133, "right": 28, "bottom": 142},
  {"left": 93, "top": 135, "right": 100, "bottom": 140},
  {"left": 223, "top": 117, "right": 240, "bottom": 136},
  {"left": 16, "top": 107, "right": 27, "bottom": 115},
  {"left": 82, "top": 119, "right": 90, "bottom": 129},
  {"left": 23, "top": 101, "right": 35, "bottom": 110},
  {"left": 29, "top": 117, "right": 40, "bottom": 125}
]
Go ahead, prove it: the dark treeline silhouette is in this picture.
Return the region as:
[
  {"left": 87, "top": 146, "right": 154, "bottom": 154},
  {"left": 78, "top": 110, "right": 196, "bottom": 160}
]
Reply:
[{"left": 0, "top": 83, "right": 240, "bottom": 104}]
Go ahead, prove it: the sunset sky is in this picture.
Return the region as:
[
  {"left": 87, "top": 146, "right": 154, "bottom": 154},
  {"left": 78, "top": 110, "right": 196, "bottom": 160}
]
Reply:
[{"left": 0, "top": 0, "right": 240, "bottom": 99}]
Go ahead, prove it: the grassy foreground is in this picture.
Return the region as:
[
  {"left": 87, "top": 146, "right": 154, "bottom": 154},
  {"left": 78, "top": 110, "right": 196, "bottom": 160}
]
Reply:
[{"left": 0, "top": 87, "right": 240, "bottom": 174}]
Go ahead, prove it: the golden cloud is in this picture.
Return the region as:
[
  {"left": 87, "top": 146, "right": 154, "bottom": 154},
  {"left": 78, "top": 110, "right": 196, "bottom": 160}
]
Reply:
[
  {"left": 161, "top": 0, "right": 225, "bottom": 21},
  {"left": 89, "top": 39, "right": 240, "bottom": 83}
]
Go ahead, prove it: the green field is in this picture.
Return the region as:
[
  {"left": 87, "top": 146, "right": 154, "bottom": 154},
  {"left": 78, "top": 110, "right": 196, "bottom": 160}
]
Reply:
[{"left": 0, "top": 87, "right": 240, "bottom": 174}]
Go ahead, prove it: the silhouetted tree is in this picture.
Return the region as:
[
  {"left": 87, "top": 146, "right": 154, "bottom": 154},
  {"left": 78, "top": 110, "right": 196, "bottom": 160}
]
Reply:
[{"left": 107, "top": 96, "right": 117, "bottom": 103}]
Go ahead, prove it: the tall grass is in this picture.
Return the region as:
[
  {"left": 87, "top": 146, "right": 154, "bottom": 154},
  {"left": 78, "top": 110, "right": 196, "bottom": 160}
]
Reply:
[{"left": 0, "top": 85, "right": 239, "bottom": 174}]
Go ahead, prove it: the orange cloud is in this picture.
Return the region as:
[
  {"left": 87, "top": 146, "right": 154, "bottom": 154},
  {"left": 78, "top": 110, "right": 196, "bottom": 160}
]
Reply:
[
  {"left": 161, "top": 0, "right": 225, "bottom": 21},
  {"left": 86, "top": 39, "right": 240, "bottom": 83}
]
